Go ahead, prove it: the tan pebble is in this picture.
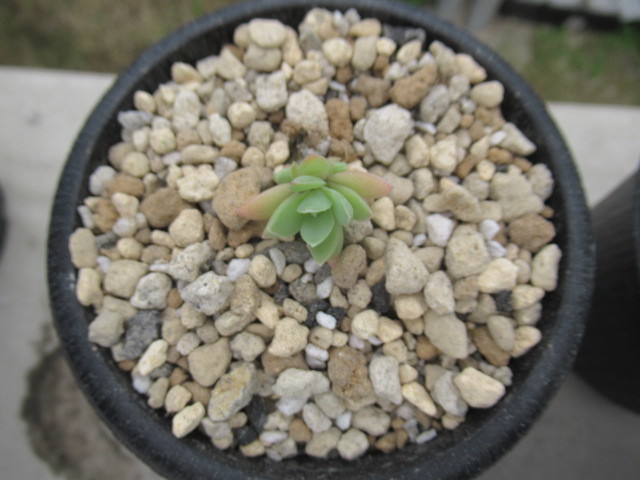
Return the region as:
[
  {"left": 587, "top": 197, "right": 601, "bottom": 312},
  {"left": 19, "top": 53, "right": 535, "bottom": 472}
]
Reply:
[
  {"left": 309, "top": 326, "right": 334, "bottom": 350},
  {"left": 509, "top": 213, "right": 555, "bottom": 253},
  {"left": 268, "top": 318, "right": 309, "bottom": 357},
  {"left": 487, "top": 315, "right": 516, "bottom": 351},
  {"left": 394, "top": 294, "right": 428, "bottom": 321},
  {"left": 472, "top": 327, "right": 510, "bottom": 367},
  {"left": 147, "top": 377, "right": 169, "bottom": 409},
  {"left": 415, "top": 335, "right": 439, "bottom": 361},
  {"left": 530, "top": 243, "right": 561, "bottom": 291},
  {"left": 249, "top": 254, "right": 277, "bottom": 288},
  {"left": 261, "top": 350, "right": 308, "bottom": 376},
  {"left": 103, "top": 260, "right": 148, "bottom": 298},
  {"left": 172, "top": 402, "right": 205, "bottom": 438},
  {"left": 164, "top": 384, "right": 192, "bottom": 413},
  {"left": 353, "top": 74, "right": 390, "bottom": 108},
  {"left": 187, "top": 338, "right": 231, "bottom": 387},
  {"left": 423, "top": 311, "right": 468, "bottom": 359},
  {"left": 69, "top": 228, "right": 98, "bottom": 268},
  {"left": 290, "top": 417, "right": 312, "bottom": 443},
  {"left": 512, "top": 285, "right": 545, "bottom": 309},
  {"left": 390, "top": 64, "right": 437, "bottom": 110},
  {"left": 399, "top": 364, "right": 419, "bottom": 383},
  {"left": 351, "top": 309, "right": 380, "bottom": 341},
  {"left": 255, "top": 301, "right": 280, "bottom": 329},
  {"left": 377, "top": 317, "right": 404, "bottom": 343},
  {"left": 511, "top": 326, "right": 542, "bottom": 357},
  {"left": 401, "top": 382, "right": 437, "bottom": 416},
  {"left": 240, "top": 439, "right": 266, "bottom": 457},
  {"left": 140, "top": 188, "right": 189, "bottom": 229},
  {"left": 182, "top": 381, "right": 211, "bottom": 406},
  {"left": 280, "top": 263, "right": 303, "bottom": 282},
  {"left": 453, "top": 367, "right": 505, "bottom": 408},
  {"left": 211, "top": 167, "right": 261, "bottom": 230},
  {"left": 332, "top": 244, "right": 367, "bottom": 289}
]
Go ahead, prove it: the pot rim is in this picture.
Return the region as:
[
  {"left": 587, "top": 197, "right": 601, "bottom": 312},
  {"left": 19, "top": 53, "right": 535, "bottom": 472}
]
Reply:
[{"left": 47, "top": 0, "right": 595, "bottom": 479}]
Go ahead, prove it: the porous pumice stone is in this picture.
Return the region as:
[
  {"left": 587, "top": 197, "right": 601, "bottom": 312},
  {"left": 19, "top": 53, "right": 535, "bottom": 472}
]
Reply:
[{"left": 70, "top": 7, "right": 561, "bottom": 462}]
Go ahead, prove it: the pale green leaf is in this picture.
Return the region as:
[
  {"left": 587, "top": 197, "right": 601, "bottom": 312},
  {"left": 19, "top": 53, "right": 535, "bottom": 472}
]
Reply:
[
  {"left": 296, "top": 189, "right": 332, "bottom": 214},
  {"left": 300, "top": 210, "right": 335, "bottom": 247},
  {"left": 322, "top": 186, "right": 353, "bottom": 226},
  {"left": 291, "top": 175, "right": 326, "bottom": 192},
  {"left": 297, "top": 155, "right": 333, "bottom": 178},
  {"left": 309, "top": 222, "right": 344, "bottom": 264},
  {"left": 274, "top": 167, "right": 294, "bottom": 184},
  {"left": 327, "top": 183, "right": 372, "bottom": 221},
  {"left": 264, "top": 193, "right": 305, "bottom": 238}
]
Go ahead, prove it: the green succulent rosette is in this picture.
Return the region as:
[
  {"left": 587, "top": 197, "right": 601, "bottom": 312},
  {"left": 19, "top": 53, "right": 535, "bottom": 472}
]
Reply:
[{"left": 237, "top": 155, "right": 392, "bottom": 264}]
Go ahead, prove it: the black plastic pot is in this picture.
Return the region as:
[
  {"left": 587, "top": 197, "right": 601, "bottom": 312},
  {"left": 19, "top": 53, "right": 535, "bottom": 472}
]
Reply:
[
  {"left": 574, "top": 163, "right": 640, "bottom": 413},
  {"left": 47, "top": 0, "right": 595, "bottom": 478}
]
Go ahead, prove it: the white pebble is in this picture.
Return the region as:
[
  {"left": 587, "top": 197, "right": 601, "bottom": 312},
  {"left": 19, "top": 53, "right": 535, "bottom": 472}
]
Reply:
[
  {"left": 488, "top": 240, "right": 506, "bottom": 258},
  {"left": 269, "top": 248, "right": 287, "bottom": 275},
  {"left": 335, "top": 411, "right": 352, "bottom": 431},
  {"left": 304, "top": 258, "right": 321, "bottom": 273},
  {"left": 480, "top": 219, "right": 500, "bottom": 241},
  {"left": 316, "top": 276, "right": 333, "bottom": 299},
  {"left": 227, "top": 258, "right": 251, "bottom": 281},
  {"left": 306, "top": 355, "right": 327, "bottom": 370},
  {"left": 412, "top": 233, "right": 427, "bottom": 247},
  {"left": 329, "top": 80, "right": 346, "bottom": 92},
  {"left": 300, "top": 272, "right": 313, "bottom": 283},
  {"left": 77, "top": 205, "right": 95, "bottom": 229},
  {"left": 415, "top": 122, "right": 437, "bottom": 135},
  {"left": 260, "top": 430, "right": 288, "bottom": 445},
  {"left": 369, "top": 335, "right": 382, "bottom": 346},
  {"left": 132, "top": 372, "right": 152, "bottom": 394},
  {"left": 348, "top": 334, "right": 366, "bottom": 350},
  {"left": 316, "top": 311, "right": 337, "bottom": 330},
  {"left": 214, "top": 156, "right": 237, "bottom": 179},
  {"left": 404, "top": 418, "right": 419, "bottom": 442},
  {"left": 305, "top": 343, "right": 329, "bottom": 361},
  {"left": 490, "top": 130, "right": 507, "bottom": 145},
  {"left": 426, "top": 214, "right": 455, "bottom": 247},
  {"left": 416, "top": 429, "right": 438, "bottom": 444},
  {"left": 277, "top": 396, "right": 307, "bottom": 416},
  {"left": 96, "top": 256, "right": 111, "bottom": 274}
]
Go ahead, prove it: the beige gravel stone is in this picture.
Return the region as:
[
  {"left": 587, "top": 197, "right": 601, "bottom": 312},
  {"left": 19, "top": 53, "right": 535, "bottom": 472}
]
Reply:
[
  {"left": 477, "top": 258, "right": 519, "bottom": 293},
  {"left": 511, "top": 326, "right": 542, "bottom": 357},
  {"left": 137, "top": 339, "right": 169, "bottom": 375},
  {"left": 104, "top": 260, "right": 148, "bottom": 298},
  {"left": 172, "top": 402, "right": 205, "bottom": 438},
  {"left": 531, "top": 244, "right": 561, "bottom": 291},
  {"left": 69, "top": 228, "right": 98, "bottom": 268},
  {"left": 453, "top": 367, "right": 506, "bottom": 408},
  {"left": 188, "top": 338, "right": 232, "bottom": 387},
  {"left": 401, "top": 381, "right": 437, "bottom": 416},
  {"left": 269, "top": 318, "right": 309, "bottom": 357},
  {"left": 423, "top": 310, "right": 468, "bottom": 359}
]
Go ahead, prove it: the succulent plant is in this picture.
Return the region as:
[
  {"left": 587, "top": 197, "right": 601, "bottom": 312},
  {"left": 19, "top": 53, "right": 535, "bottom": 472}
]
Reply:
[{"left": 237, "top": 155, "right": 392, "bottom": 264}]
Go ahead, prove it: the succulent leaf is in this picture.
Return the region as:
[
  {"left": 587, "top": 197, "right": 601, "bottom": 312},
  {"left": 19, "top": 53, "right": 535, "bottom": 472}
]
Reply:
[
  {"left": 291, "top": 175, "right": 326, "bottom": 192},
  {"left": 263, "top": 192, "right": 305, "bottom": 238},
  {"left": 301, "top": 210, "right": 335, "bottom": 247},
  {"left": 327, "top": 183, "right": 372, "bottom": 221},
  {"left": 296, "top": 189, "right": 332, "bottom": 214},
  {"left": 327, "top": 170, "right": 393, "bottom": 199},
  {"left": 322, "top": 186, "right": 353, "bottom": 226},
  {"left": 309, "top": 221, "right": 344, "bottom": 265},
  {"left": 330, "top": 161, "right": 348, "bottom": 174},
  {"left": 274, "top": 167, "right": 294, "bottom": 184},
  {"left": 297, "top": 155, "right": 333, "bottom": 178},
  {"left": 236, "top": 183, "right": 294, "bottom": 220}
]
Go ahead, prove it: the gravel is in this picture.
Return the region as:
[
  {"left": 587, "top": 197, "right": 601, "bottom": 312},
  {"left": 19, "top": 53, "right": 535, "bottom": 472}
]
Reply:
[{"left": 70, "top": 6, "right": 561, "bottom": 462}]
